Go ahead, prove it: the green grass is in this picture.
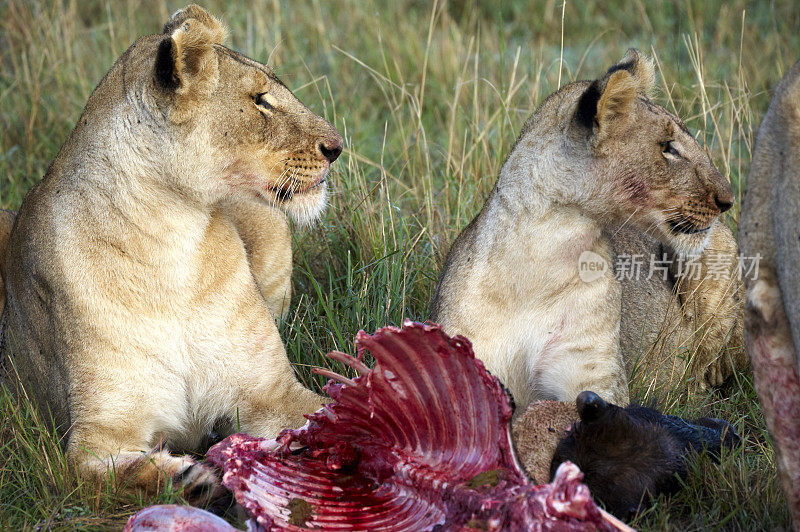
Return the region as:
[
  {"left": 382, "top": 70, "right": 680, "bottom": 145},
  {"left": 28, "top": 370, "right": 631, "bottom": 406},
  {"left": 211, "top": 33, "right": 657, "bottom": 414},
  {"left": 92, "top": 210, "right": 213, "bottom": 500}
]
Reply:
[{"left": 1, "top": 0, "right": 798, "bottom": 529}]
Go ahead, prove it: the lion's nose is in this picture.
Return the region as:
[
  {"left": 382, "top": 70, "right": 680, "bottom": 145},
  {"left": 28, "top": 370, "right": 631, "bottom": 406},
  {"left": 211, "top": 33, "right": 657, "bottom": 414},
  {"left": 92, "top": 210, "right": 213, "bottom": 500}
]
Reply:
[
  {"left": 713, "top": 190, "right": 733, "bottom": 213},
  {"left": 318, "top": 137, "right": 343, "bottom": 164},
  {"left": 706, "top": 166, "right": 734, "bottom": 213}
]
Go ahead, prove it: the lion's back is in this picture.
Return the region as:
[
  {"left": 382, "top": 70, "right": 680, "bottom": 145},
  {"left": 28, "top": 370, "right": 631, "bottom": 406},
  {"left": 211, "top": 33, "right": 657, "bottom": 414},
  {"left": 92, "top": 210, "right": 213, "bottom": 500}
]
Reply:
[{"left": 1, "top": 178, "right": 74, "bottom": 433}]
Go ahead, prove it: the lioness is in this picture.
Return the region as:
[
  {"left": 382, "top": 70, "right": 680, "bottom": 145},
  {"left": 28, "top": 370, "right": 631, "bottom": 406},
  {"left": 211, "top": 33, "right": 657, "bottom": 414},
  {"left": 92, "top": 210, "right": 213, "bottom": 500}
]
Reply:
[
  {"left": 739, "top": 59, "right": 800, "bottom": 527},
  {"left": 430, "top": 50, "right": 745, "bottom": 409},
  {"left": 0, "top": 5, "right": 342, "bottom": 500}
]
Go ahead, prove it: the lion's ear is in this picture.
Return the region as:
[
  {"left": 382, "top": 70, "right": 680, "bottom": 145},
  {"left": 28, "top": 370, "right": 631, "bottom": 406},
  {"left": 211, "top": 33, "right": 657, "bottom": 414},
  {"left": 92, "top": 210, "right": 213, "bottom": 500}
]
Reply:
[
  {"left": 162, "top": 4, "right": 227, "bottom": 43},
  {"left": 574, "top": 49, "right": 655, "bottom": 141},
  {"left": 605, "top": 49, "right": 655, "bottom": 96},
  {"left": 154, "top": 6, "right": 227, "bottom": 121},
  {"left": 595, "top": 69, "right": 638, "bottom": 126}
]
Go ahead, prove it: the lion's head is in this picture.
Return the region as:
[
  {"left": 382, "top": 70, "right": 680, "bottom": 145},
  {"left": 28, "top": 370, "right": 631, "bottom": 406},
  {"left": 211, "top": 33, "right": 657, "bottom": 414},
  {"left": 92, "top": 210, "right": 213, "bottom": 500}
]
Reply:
[
  {"left": 95, "top": 4, "right": 342, "bottom": 224},
  {"left": 578, "top": 50, "right": 733, "bottom": 254},
  {"left": 512, "top": 49, "right": 732, "bottom": 255}
]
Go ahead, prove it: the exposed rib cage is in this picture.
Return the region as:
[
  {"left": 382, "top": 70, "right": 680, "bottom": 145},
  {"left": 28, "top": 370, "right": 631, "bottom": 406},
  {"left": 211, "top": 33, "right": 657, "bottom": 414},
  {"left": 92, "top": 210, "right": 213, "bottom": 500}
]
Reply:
[{"left": 127, "top": 322, "right": 631, "bottom": 531}]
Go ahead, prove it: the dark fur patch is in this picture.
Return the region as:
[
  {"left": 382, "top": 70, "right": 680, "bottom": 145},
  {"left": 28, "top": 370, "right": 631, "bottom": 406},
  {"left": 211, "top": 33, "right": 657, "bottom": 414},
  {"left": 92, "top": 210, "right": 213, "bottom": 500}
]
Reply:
[
  {"left": 154, "top": 38, "right": 179, "bottom": 89},
  {"left": 163, "top": 16, "right": 184, "bottom": 35},
  {"left": 574, "top": 80, "right": 602, "bottom": 129},
  {"left": 550, "top": 391, "right": 740, "bottom": 519},
  {"left": 606, "top": 59, "right": 635, "bottom": 77}
]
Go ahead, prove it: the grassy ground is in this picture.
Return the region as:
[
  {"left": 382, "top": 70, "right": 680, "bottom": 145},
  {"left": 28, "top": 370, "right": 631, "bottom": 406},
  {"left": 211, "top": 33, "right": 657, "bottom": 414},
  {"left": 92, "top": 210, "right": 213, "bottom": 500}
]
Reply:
[{"left": 1, "top": 0, "right": 798, "bottom": 529}]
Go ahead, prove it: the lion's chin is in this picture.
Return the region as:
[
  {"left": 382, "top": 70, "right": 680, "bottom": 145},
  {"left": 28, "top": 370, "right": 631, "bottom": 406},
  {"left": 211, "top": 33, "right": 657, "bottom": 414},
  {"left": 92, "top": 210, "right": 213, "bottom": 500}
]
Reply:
[
  {"left": 281, "top": 181, "right": 328, "bottom": 226},
  {"left": 653, "top": 220, "right": 714, "bottom": 256}
]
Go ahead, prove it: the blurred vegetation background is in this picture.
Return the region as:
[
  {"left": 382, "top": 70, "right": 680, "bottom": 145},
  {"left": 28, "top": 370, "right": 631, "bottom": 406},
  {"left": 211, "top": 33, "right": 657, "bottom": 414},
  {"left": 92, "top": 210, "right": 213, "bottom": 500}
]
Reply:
[{"left": 1, "top": 0, "right": 798, "bottom": 529}]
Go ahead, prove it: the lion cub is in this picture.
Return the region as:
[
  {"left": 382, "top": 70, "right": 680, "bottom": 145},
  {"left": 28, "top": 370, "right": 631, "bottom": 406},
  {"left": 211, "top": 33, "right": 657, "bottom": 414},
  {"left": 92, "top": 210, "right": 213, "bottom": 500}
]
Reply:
[
  {"left": 1, "top": 5, "right": 341, "bottom": 500},
  {"left": 431, "top": 50, "right": 741, "bottom": 409}
]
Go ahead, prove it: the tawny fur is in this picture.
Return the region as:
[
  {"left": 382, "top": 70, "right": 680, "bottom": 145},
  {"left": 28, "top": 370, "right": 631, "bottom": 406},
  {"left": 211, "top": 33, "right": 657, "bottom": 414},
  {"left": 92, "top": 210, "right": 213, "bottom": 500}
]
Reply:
[
  {"left": 616, "top": 222, "right": 746, "bottom": 396},
  {"left": 512, "top": 400, "right": 577, "bottom": 483},
  {"left": 0, "top": 5, "right": 342, "bottom": 502},
  {"left": 431, "top": 50, "right": 743, "bottom": 410},
  {"left": 0, "top": 209, "right": 16, "bottom": 310}
]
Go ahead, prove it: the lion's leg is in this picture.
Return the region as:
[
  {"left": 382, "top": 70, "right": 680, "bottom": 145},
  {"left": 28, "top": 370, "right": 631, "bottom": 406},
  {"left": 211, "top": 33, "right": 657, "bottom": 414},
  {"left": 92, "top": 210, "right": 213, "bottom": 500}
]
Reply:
[
  {"left": 235, "top": 377, "right": 325, "bottom": 439},
  {"left": 218, "top": 199, "right": 293, "bottom": 321},
  {"left": 65, "top": 367, "right": 223, "bottom": 504},
  {"left": 73, "top": 445, "right": 220, "bottom": 504},
  {"left": 202, "top": 293, "right": 325, "bottom": 439},
  {"left": 671, "top": 221, "right": 747, "bottom": 389},
  {"left": 228, "top": 335, "right": 325, "bottom": 437}
]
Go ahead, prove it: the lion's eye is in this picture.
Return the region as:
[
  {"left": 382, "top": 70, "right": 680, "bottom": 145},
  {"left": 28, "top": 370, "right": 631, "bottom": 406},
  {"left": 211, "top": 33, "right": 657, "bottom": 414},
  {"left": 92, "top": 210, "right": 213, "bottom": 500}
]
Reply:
[
  {"left": 660, "top": 140, "right": 680, "bottom": 158},
  {"left": 254, "top": 93, "right": 272, "bottom": 110}
]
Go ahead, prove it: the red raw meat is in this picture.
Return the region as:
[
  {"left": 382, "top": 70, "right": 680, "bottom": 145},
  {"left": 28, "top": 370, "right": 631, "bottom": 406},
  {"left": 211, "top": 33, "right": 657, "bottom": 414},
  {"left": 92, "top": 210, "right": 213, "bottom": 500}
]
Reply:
[{"left": 127, "top": 322, "right": 631, "bottom": 531}]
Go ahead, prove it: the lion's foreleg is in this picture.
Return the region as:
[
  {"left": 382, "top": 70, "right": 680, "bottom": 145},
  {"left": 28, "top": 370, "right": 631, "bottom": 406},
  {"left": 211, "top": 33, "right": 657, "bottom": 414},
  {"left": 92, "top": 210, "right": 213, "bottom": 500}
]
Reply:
[
  {"left": 670, "top": 221, "right": 747, "bottom": 389},
  {"left": 234, "top": 376, "right": 325, "bottom": 438},
  {"left": 218, "top": 199, "right": 293, "bottom": 321},
  {"left": 73, "top": 446, "right": 222, "bottom": 504}
]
